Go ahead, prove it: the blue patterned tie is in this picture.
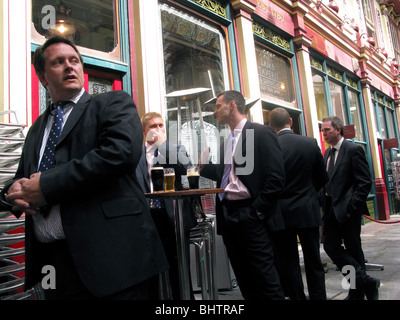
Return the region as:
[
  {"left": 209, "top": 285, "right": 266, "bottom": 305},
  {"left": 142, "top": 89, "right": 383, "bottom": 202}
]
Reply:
[
  {"left": 219, "top": 132, "right": 234, "bottom": 201},
  {"left": 152, "top": 148, "right": 163, "bottom": 209},
  {"left": 153, "top": 198, "right": 162, "bottom": 209},
  {"left": 38, "top": 101, "right": 66, "bottom": 172}
]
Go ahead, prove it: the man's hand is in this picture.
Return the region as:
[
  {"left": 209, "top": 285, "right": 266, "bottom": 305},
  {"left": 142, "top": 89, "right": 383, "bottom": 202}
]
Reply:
[
  {"left": 199, "top": 147, "right": 210, "bottom": 170},
  {"left": 6, "top": 173, "right": 47, "bottom": 214},
  {"left": 6, "top": 178, "right": 30, "bottom": 212},
  {"left": 146, "top": 128, "right": 167, "bottom": 147}
]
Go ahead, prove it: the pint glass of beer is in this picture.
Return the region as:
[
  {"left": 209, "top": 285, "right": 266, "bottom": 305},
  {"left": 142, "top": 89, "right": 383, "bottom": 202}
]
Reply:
[
  {"left": 163, "top": 168, "right": 175, "bottom": 192},
  {"left": 187, "top": 166, "right": 200, "bottom": 189},
  {"left": 151, "top": 167, "right": 164, "bottom": 192}
]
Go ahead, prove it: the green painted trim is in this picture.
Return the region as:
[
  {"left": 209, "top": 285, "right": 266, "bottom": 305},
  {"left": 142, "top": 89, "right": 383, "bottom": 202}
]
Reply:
[
  {"left": 30, "top": 0, "right": 131, "bottom": 93},
  {"left": 174, "top": 0, "right": 231, "bottom": 26},
  {"left": 226, "top": 4, "right": 240, "bottom": 91}
]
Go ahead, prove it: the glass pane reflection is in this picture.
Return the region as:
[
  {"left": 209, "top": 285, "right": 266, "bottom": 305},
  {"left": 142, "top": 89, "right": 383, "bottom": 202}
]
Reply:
[
  {"left": 32, "top": 0, "right": 116, "bottom": 53},
  {"left": 161, "top": 5, "right": 228, "bottom": 167}
]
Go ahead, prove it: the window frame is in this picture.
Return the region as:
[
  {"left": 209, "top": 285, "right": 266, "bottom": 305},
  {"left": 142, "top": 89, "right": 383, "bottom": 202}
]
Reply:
[{"left": 310, "top": 54, "right": 369, "bottom": 147}]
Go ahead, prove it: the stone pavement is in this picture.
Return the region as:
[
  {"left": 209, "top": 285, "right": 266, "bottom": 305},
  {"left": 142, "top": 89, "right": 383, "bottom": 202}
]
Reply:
[{"left": 203, "top": 214, "right": 400, "bottom": 301}]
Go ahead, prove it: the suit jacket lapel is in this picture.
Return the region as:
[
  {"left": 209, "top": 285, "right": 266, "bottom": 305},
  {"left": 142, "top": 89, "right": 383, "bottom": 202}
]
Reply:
[
  {"left": 326, "top": 140, "right": 347, "bottom": 180},
  {"left": 233, "top": 120, "right": 251, "bottom": 163},
  {"left": 138, "top": 146, "right": 151, "bottom": 193},
  {"left": 153, "top": 141, "right": 168, "bottom": 166},
  {"left": 33, "top": 108, "right": 52, "bottom": 170},
  {"left": 333, "top": 140, "right": 346, "bottom": 174},
  {"left": 58, "top": 91, "right": 91, "bottom": 145}
]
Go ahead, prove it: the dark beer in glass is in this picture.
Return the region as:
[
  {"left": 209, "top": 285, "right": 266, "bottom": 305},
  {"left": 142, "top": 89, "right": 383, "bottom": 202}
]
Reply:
[
  {"left": 187, "top": 166, "right": 200, "bottom": 189},
  {"left": 151, "top": 167, "right": 164, "bottom": 192}
]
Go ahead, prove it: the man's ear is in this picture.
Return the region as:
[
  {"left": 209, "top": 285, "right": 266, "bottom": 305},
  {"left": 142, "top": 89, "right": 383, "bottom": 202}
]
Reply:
[
  {"left": 229, "top": 100, "right": 236, "bottom": 112},
  {"left": 38, "top": 73, "right": 48, "bottom": 88}
]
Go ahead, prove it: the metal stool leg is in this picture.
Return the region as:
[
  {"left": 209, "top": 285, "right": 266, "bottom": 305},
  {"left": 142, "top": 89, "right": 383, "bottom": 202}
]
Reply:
[
  {"left": 190, "top": 217, "right": 219, "bottom": 300},
  {"left": 194, "top": 238, "right": 208, "bottom": 299},
  {"left": 158, "top": 271, "right": 173, "bottom": 300},
  {"left": 204, "top": 219, "right": 218, "bottom": 299}
]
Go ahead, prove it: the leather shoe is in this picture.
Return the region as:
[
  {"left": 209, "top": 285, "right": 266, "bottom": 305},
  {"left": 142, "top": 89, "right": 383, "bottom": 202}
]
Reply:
[
  {"left": 364, "top": 277, "right": 380, "bottom": 300},
  {"left": 344, "top": 289, "right": 364, "bottom": 300}
]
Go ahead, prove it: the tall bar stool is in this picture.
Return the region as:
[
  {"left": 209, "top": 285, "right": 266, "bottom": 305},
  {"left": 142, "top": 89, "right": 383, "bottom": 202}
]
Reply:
[{"left": 189, "top": 215, "right": 218, "bottom": 300}]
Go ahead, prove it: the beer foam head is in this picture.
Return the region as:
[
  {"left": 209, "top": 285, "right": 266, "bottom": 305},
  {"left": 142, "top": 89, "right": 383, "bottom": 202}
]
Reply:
[
  {"left": 187, "top": 167, "right": 200, "bottom": 176},
  {"left": 151, "top": 167, "right": 164, "bottom": 170}
]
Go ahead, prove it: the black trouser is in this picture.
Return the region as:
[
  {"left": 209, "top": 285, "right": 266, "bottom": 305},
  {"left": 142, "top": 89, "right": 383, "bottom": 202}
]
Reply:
[
  {"left": 323, "top": 197, "right": 367, "bottom": 298},
  {"left": 38, "top": 240, "right": 150, "bottom": 300},
  {"left": 222, "top": 199, "right": 284, "bottom": 300},
  {"left": 274, "top": 227, "right": 326, "bottom": 300},
  {"left": 149, "top": 208, "right": 194, "bottom": 300}
]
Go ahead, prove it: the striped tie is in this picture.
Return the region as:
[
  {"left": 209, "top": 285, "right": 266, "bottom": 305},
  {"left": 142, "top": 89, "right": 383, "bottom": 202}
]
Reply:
[{"left": 219, "top": 132, "right": 234, "bottom": 201}]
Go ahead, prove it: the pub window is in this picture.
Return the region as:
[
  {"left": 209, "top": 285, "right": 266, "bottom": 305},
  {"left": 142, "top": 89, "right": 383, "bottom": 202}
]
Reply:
[
  {"left": 362, "top": 0, "right": 374, "bottom": 23},
  {"left": 312, "top": 71, "right": 329, "bottom": 121},
  {"left": 160, "top": 4, "right": 229, "bottom": 166},
  {"left": 328, "top": 79, "right": 347, "bottom": 124},
  {"left": 255, "top": 45, "right": 295, "bottom": 104},
  {"left": 373, "top": 92, "right": 398, "bottom": 142},
  {"left": 388, "top": 19, "right": 400, "bottom": 64},
  {"left": 372, "top": 91, "right": 399, "bottom": 211},
  {"left": 311, "top": 54, "right": 367, "bottom": 144},
  {"left": 348, "top": 88, "right": 365, "bottom": 143},
  {"left": 31, "top": 0, "right": 119, "bottom": 58}
]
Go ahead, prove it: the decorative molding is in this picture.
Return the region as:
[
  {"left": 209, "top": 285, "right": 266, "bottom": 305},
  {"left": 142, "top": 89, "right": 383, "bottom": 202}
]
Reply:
[
  {"left": 189, "top": 0, "right": 227, "bottom": 18},
  {"left": 310, "top": 56, "right": 323, "bottom": 71},
  {"left": 230, "top": 0, "right": 257, "bottom": 14},
  {"left": 252, "top": 22, "right": 291, "bottom": 51}
]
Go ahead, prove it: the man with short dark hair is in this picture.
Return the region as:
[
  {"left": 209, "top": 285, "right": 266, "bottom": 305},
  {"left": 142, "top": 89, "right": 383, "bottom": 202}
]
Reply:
[
  {"left": 270, "top": 107, "right": 328, "bottom": 300},
  {"left": 321, "top": 116, "right": 379, "bottom": 300},
  {"left": 3, "top": 36, "right": 168, "bottom": 299},
  {"left": 201, "top": 90, "right": 286, "bottom": 300}
]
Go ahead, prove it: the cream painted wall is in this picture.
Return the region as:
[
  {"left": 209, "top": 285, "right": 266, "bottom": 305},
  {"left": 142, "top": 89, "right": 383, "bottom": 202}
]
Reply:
[
  {"left": 0, "top": 0, "right": 4, "bottom": 121},
  {"left": 2, "top": 0, "right": 31, "bottom": 127},
  {"left": 233, "top": 13, "right": 264, "bottom": 124},
  {"left": 132, "top": 0, "right": 166, "bottom": 118}
]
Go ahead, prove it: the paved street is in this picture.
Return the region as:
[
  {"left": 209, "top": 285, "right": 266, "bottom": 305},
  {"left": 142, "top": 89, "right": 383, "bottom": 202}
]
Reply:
[
  {"left": 206, "top": 214, "right": 400, "bottom": 301},
  {"left": 323, "top": 214, "right": 400, "bottom": 300}
]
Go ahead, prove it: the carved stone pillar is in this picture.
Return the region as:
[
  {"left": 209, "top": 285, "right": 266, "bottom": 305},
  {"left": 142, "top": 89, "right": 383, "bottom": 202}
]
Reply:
[
  {"left": 359, "top": 52, "right": 391, "bottom": 220},
  {"left": 292, "top": 2, "right": 321, "bottom": 140},
  {"left": 229, "top": 0, "right": 263, "bottom": 123}
]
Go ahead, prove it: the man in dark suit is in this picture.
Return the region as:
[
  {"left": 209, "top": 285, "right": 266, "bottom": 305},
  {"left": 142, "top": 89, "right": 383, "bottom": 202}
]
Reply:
[
  {"left": 3, "top": 36, "right": 168, "bottom": 299},
  {"left": 269, "top": 107, "right": 328, "bottom": 300},
  {"left": 321, "top": 116, "right": 379, "bottom": 300},
  {"left": 200, "top": 90, "right": 285, "bottom": 300},
  {"left": 136, "top": 112, "right": 196, "bottom": 299}
]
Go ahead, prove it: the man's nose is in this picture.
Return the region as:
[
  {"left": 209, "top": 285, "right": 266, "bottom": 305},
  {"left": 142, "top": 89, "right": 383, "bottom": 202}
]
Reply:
[{"left": 64, "top": 60, "right": 73, "bottom": 69}]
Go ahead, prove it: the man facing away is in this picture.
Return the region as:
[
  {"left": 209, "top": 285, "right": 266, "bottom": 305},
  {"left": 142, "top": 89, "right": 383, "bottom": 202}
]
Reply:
[
  {"left": 3, "top": 36, "right": 168, "bottom": 299},
  {"left": 269, "top": 107, "right": 328, "bottom": 300},
  {"left": 321, "top": 116, "right": 379, "bottom": 300},
  {"left": 200, "top": 90, "right": 286, "bottom": 300}
]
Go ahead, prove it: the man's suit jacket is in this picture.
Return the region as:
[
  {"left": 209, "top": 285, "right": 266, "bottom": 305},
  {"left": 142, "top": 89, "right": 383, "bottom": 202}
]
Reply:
[
  {"left": 277, "top": 130, "right": 328, "bottom": 228},
  {"left": 135, "top": 142, "right": 197, "bottom": 231},
  {"left": 324, "top": 139, "right": 372, "bottom": 222},
  {"left": 7, "top": 90, "right": 169, "bottom": 298},
  {"left": 201, "top": 121, "right": 286, "bottom": 234}
]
